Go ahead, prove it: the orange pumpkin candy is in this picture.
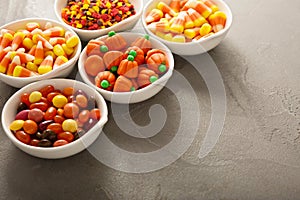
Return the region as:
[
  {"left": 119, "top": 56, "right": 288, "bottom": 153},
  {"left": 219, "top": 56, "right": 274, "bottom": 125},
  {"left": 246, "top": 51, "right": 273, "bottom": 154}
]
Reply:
[
  {"left": 124, "top": 46, "right": 145, "bottom": 65},
  {"left": 84, "top": 55, "right": 105, "bottom": 76},
  {"left": 113, "top": 76, "right": 134, "bottom": 92},
  {"left": 131, "top": 34, "right": 152, "bottom": 55},
  {"left": 105, "top": 31, "right": 127, "bottom": 51},
  {"left": 117, "top": 55, "right": 139, "bottom": 78},
  {"left": 95, "top": 71, "right": 116, "bottom": 91},
  {"left": 103, "top": 51, "right": 123, "bottom": 72},
  {"left": 137, "top": 69, "right": 159, "bottom": 88},
  {"left": 131, "top": 78, "right": 139, "bottom": 91},
  {"left": 146, "top": 49, "right": 169, "bottom": 74},
  {"left": 86, "top": 40, "right": 109, "bottom": 57}
]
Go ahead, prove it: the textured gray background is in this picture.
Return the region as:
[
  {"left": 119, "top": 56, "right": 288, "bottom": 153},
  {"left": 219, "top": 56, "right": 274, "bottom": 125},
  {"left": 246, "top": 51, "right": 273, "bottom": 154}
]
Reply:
[{"left": 0, "top": 0, "right": 300, "bottom": 199}]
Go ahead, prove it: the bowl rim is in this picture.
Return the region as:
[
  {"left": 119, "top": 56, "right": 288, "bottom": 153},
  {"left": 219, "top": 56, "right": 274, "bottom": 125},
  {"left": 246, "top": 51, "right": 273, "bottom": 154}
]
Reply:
[
  {"left": 1, "top": 78, "right": 108, "bottom": 153},
  {"left": 0, "top": 17, "right": 82, "bottom": 83},
  {"left": 78, "top": 31, "right": 174, "bottom": 97},
  {"left": 54, "top": 0, "right": 144, "bottom": 34},
  {"left": 142, "top": 0, "right": 233, "bottom": 47}
]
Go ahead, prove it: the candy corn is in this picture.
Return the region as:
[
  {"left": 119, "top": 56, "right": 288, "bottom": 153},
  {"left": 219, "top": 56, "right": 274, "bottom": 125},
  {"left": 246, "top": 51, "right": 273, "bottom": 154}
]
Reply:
[
  {"left": 147, "top": 20, "right": 170, "bottom": 33},
  {"left": 184, "top": 27, "right": 200, "bottom": 39},
  {"left": 53, "top": 55, "right": 68, "bottom": 69},
  {"left": 169, "top": 12, "right": 185, "bottom": 33},
  {"left": 0, "top": 46, "right": 11, "bottom": 61},
  {"left": 182, "top": 11, "right": 194, "bottom": 29},
  {"left": 34, "top": 34, "right": 53, "bottom": 49},
  {"left": 209, "top": 11, "right": 227, "bottom": 32},
  {"left": 38, "top": 55, "right": 53, "bottom": 75},
  {"left": 202, "top": 0, "right": 219, "bottom": 13},
  {"left": 0, "top": 33, "right": 13, "bottom": 51},
  {"left": 187, "top": 8, "right": 207, "bottom": 27},
  {"left": 11, "top": 32, "right": 25, "bottom": 51},
  {"left": 15, "top": 52, "right": 35, "bottom": 64},
  {"left": 34, "top": 41, "right": 44, "bottom": 65},
  {"left": 43, "top": 26, "right": 65, "bottom": 37},
  {"left": 13, "top": 65, "right": 36, "bottom": 77},
  {"left": 65, "top": 31, "right": 79, "bottom": 48},
  {"left": 145, "top": 9, "right": 163, "bottom": 24},
  {"left": 157, "top": 2, "right": 177, "bottom": 17},
  {"left": 7, "top": 55, "right": 21, "bottom": 76},
  {"left": 199, "top": 23, "right": 212, "bottom": 36},
  {"left": 26, "top": 22, "right": 40, "bottom": 32},
  {"left": 0, "top": 52, "right": 11, "bottom": 73},
  {"left": 181, "top": 0, "right": 212, "bottom": 19},
  {"left": 169, "top": 0, "right": 181, "bottom": 13},
  {"left": 49, "top": 37, "right": 66, "bottom": 46},
  {"left": 172, "top": 35, "right": 186, "bottom": 43}
]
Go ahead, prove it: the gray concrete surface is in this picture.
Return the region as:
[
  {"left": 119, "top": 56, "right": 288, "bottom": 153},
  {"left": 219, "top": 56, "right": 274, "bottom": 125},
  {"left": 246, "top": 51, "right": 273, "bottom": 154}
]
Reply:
[{"left": 0, "top": 0, "right": 300, "bottom": 199}]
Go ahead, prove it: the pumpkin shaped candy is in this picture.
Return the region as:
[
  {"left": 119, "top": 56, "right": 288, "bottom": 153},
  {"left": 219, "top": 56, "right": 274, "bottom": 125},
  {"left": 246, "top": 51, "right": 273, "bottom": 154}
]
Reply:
[
  {"left": 117, "top": 55, "right": 139, "bottom": 78},
  {"left": 137, "top": 69, "right": 159, "bottom": 88},
  {"left": 86, "top": 39, "right": 109, "bottom": 57},
  {"left": 124, "top": 46, "right": 145, "bottom": 65},
  {"left": 131, "top": 34, "right": 152, "bottom": 55},
  {"left": 84, "top": 55, "right": 105, "bottom": 76},
  {"left": 146, "top": 49, "right": 169, "bottom": 75},
  {"left": 105, "top": 31, "right": 127, "bottom": 51},
  {"left": 95, "top": 71, "right": 116, "bottom": 91},
  {"left": 113, "top": 75, "right": 134, "bottom": 92},
  {"left": 103, "top": 51, "right": 123, "bottom": 72}
]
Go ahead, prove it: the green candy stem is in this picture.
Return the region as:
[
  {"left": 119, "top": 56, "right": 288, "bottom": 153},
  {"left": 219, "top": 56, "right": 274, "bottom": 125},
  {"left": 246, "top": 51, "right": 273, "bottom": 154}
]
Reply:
[
  {"left": 158, "top": 64, "right": 167, "bottom": 73},
  {"left": 100, "top": 80, "right": 110, "bottom": 89},
  {"left": 110, "top": 66, "right": 118, "bottom": 72},
  {"left": 149, "top": 76, "right": 158, "bottom": 83},
  {"left": 108, "top": 31, "right": 116, "bottom": 37},
  {"left": 129, "top": 50, "right": 137, "bottom": 58},
  {"left": 127, "top": 55, "right": 135, "bottom": 61},
  {"left": 130, "top": 87, "right": 136, "bottom": 92},
  {"left": 100, "top": 45, "right": 108, "bottom": 53},
  {"left": 144, "top": 34, "right": 150, "bottom": 40}
]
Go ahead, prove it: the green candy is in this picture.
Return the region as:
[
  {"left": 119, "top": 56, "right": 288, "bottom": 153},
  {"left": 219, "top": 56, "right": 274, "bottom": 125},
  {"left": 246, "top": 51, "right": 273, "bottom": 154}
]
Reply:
[
  {"left": 110, "top": 66, "right": 118, "bottom": 72},
  {"left": 144, "top": 34, "right": 150, "bottom": 40},
  {"left": 108, "top": 31, "right": 116, "bottom": 37},
  {"left": 129, "top": 50, "right": 137, "bottom": 57},
  {"left": 127, "top": 55, "right": 135, "bottom": 61},
  {"left": 158, "top": 64, "right": 167, "bottom": 73},
  {"left": 130, "top": 87, "right": 136, "bottom": 92},
  {"left": 100, "top": 45, "right": 108, "bottom": 53},
  {"left": 100, "top": 80, "right": 110, "bottom": 89},
  {"left": 150, "top": 76, "right": 158, "bottom": 83}
]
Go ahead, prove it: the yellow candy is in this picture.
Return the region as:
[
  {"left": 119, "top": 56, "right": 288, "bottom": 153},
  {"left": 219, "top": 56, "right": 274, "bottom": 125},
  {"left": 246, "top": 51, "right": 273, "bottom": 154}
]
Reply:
[
  {"left": 22, "top": 38, "right": 34, "bottom": 50},
  {"left": 52, "top": 94, "right": 68, "bottom": 108},
  {"left": 9, "top": 120, "right": 24, "bottom": 131},
  {"left": 62, "top": 44, "right": 74, "bottom": 56},
  {"left": 66, "top": 36, "right": 79, "bottom": 48},
  {"left": 38, "top": 65, "right": 52, "bottom": 75},
  {"left": 45, "top": 51, "right": 56, "bottom": 59},
  {"left": 62, "top": 119, "right": 78, "bottom": 133},
  {"left": 29, "top": 91, "right": 42, "bottom": 103},
  {"left": 164, "top": 33, "right": 173, "bottom": 41},
  {"left": 26, "top": 62, "right": 38, "bottom": 72},
  {"left": 53, "top": 44, "right": 65, "bottom": 56},
  {"left": 172, "top": 35, "right": 186, "bottom": 43},
  {"left": 200, "top": 23, "right": 212, "bottom": 36}
]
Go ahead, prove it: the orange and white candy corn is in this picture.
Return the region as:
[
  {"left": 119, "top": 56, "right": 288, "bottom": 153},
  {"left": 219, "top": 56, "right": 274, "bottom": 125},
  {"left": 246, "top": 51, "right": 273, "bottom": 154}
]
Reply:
[
  {"left": 7, "top": 55, "right": 21, "bottom": 76},
  {"left": 145, "top": 9, "right": 164, "bottom": 24},
  {"left": 209, "top": 11, "right": 227, "bottom": 32},
  {"left": 157, "top": 2, "right": 177, "bottom": 17}
]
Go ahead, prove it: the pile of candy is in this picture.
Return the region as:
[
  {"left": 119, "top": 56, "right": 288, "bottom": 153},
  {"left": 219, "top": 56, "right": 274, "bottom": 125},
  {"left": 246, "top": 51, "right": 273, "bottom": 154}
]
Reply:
[
  {"left": 145, "top": 0, "right": 227, "bottom": 43},
  {"left": 9, "top": 85, "right": 101, "bottom": 147},
  {"left": 84, "top": 31, "right": 169, "bottom": 92},
  {"left": 0, "top": 22, "right": 79, "bottom": 77},
  {"left": 61, "top": 0, "right": 136, "bottom": 30}
]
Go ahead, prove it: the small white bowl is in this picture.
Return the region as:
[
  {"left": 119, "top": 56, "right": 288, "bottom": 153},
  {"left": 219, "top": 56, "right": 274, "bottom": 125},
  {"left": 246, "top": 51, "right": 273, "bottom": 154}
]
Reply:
[
  {"left": 142, "top": 0, "right": 233, "bottom": 55},
  {"left": 78, "top": 32, "right": 174, "bottom": 104},
  {"left": 1, "top": 79, "right": 108, "bottom": 159},
  {"left": 0, "top": 18, "right": 82, "bottom": 88},
  {"left": 54, "top": 0, "right": 143, "bottom": 41}
]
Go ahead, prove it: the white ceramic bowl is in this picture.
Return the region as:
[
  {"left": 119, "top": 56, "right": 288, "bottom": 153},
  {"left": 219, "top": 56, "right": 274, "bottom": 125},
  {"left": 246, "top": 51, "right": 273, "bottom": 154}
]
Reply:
[
  {"left": 54, "top": 0, "right": 143, "bottom": 41},
  {"left": 1, "top": 79, "right": 108, "bottom": 159},
  {"left": 0, "top": 18, "right": 82, "bottom": 88},
  {"left": 142, "top": 0, "right": 233, "bottom": 55},
  {"left": 78, "top": 32, "right": 174, "bottom": 104}
]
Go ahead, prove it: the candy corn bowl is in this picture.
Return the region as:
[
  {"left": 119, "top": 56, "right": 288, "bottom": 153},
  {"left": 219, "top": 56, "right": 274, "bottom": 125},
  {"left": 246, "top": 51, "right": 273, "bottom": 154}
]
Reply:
[
  {"left": 142, "top": 0, "right": 233, "bottom": 55},
  {"left": 54, "top": 0, "right": 143, "bottom": 41},
  {"left": 0, "top": 18, "right": 82, "bottom": 88},
  {"left": 78, "top": 32, "right": 174, "bottom": 104},
  {"left": 1, "top": 79, "right": 108, "bottom": 159}
]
